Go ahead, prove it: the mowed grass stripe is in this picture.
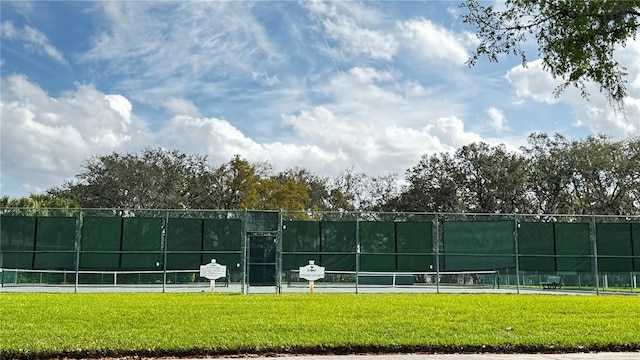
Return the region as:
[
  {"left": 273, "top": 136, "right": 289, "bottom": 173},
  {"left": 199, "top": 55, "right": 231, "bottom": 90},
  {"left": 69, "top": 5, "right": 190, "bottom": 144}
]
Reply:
[{"left": 1, "top": 293, "right": 639, "bottom": 357}]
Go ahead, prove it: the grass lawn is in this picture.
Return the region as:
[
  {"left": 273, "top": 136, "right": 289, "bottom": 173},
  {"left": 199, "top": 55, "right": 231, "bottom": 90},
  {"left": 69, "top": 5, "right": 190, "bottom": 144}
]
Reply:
[{"left": 1, "top": 293, "right": 639, "bottom": 359}]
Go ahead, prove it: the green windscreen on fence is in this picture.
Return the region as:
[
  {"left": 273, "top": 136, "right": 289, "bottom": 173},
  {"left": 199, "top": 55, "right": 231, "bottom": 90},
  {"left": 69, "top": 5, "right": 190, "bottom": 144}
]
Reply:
[
  {"left": 321, "top": 221, "right": 356, "bottom": 271},
  {"left": 202, "top": 219, "right": 242, "bottom": 272},
  {"left": 518, "top": 222, "right": 555, "bottom": 271},
  {"left": 166, "top": 218, "right": 202, "bottom": 270},
  {"left": 396, "top": 222, "right": 433, "bottom": 271},
  {"left": 596, "top": 223, "right": 632, "bottom": 272},
  {"left": 555, "top": 223, "right": 591, "bottom": 272},
  {"left": 282, "top": 220, "right": 320, "bottom": 271},
  {"left": 80, "top": 217, "right": 121, "bottom": 269},
  {"left": 359, "top": 221, "right": 395, "bottom": 271},
  {"left": 443, "top": 221, "right": 515, "bottom": 271},
  {"left": 5, "top": 213, "right": 640, "bottom": 277},
  {"left": 34, "top": 217, "right": 76, "bottom": 269},
  {"left": 121, "top": 217, "right": 163, "bottom": 270},
  {"left": 245, "top": 211, "right": 279, "bottom": 232},
  {"left": 633, "top": 223, "right": 640, "bottom": 271},
  {"left": 0, "top": 216, "right": 36, "bottom": 269}
]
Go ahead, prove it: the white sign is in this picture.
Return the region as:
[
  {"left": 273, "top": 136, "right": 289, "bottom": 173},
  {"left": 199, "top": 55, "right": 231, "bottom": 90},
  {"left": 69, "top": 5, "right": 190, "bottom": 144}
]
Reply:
[
  {"left": 299, "top": 260, "right": 325, "bottom": 281},
  {"left": 200, "top": 260, "right": 227, "bottom": 280}
]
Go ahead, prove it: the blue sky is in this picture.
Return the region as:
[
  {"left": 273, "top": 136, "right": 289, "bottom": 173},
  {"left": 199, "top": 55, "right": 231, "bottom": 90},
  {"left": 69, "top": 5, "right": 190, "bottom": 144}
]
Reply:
[{"left": 1, "top": 1, "right": 639, "bottom": 198}]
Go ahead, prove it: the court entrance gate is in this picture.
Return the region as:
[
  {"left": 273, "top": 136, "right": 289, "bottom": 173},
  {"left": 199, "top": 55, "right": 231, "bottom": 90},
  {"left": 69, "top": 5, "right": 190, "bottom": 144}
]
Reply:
[{"left": 242, "top": 211, "right": 282, "bottom": 293}]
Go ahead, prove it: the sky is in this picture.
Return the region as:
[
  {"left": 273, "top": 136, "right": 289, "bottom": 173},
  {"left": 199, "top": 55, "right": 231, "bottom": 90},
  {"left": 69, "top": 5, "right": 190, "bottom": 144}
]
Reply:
[{"left": 1, "top": 1, "right": 639, "bottom": 198}]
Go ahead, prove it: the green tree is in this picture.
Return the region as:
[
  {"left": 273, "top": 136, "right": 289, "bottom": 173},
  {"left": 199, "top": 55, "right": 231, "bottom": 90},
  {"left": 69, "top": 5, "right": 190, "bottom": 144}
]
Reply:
[
  {"left": 364, "top": 173, "right": 401, "bottom": 211},
  {"left": 454, "top": 142, "right": 530, "bottom": 213},
  {"left": 327, "top": 167, "right": 366, "bottom": 211},
  {"left": 179, "top": 157, "right": 222, "bottom": 209},
  {"left": 138, "top": 149, "right": 204, "bottom": 209},
  {"left": 627, "top": 138, "right": 640, "bottom": 211},
  {"left": 565, "top": 135, "right": 639, "bottom": 214},
  {"left": 0, "top": 194, "right": 79, "bottom": 216},
  {"left": 395, "top": 153, "right": 462, "bottom": 212},
  {"left": 462, "top": 0, "right": 640, "bottom": 106},
  {"left": 275, "top": 167, "right": 332, "bottom": 211},
  {"left": 521, "top": 133, "right": 574, "bottom": 214},
  {"left": 395, "top": 143, "right": 530, "bottom": 213},
  {"left": 1, "top": 194, "right": 79, "bottom": 208},
  {"left": 255, "top": 177, "right": 311, "bottom": 211},
  {"left": 329, "top": 168, "right": 401, "bottom": 211},
  {"left": 50, "top": 148, "right": 212, "bottom": 209},
  {"left": 212, "top": 155, "right": 262, "bottom": 209}
]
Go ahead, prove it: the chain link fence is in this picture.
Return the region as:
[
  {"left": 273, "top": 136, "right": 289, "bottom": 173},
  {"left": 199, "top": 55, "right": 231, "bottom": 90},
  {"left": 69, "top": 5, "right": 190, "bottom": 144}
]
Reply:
[{"left": 1, "top": 208, "right": 639, "bottom": 294}]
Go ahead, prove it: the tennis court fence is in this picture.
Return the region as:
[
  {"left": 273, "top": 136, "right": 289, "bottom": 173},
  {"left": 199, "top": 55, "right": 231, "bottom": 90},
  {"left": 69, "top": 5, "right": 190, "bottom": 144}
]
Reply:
[{"left": 1, "top": 208, "right": 639, "bottom": 294}]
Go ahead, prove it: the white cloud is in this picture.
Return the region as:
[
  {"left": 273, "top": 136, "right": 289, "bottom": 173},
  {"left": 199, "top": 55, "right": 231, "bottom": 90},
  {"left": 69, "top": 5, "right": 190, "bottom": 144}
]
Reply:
[
  {"left": 617, "top": 39, "right": 640, "bottom": 98},
  {"left": 251, "top": 71, "right": 280, "bottom": 86},
  {"left": 429, "top": 116, "right": 483, "bottom": 147},
  {"left": 321, "top": 16, "right": 399, "bottom": 61},
  {"left": 163, "top": 97, "right": 201, "bottom": 118},
  {"left": 506, "top": 60, "right": 562, "bottom": 104},
  {"left": 632, "top": 74, "right": 640, "bottom": 92},
  {"left": 349, "top": 66, "right": 394, "bottom": 83},
  {"left": 160, "top": 115, "right": 262, "bottom": 159},
  {"left": 306, "top": 0, "right": 385, "bottom": 27},
  {"left": 105, "top": 95, "right": 132, "bottom": 124},
  {"left": 5, "top": 1, "right": 34, "bottom": 17},
  {"left": 446, "top": 6, "right": 461, "bottom": 19},
  {"left": 0, "top": 75, "right": 136, "bottom": 195},
  {"left": 311, "top": 65, "right": 471, "bottom": 130},
  {"left": 0, "top": 21, "right": 18, "bottom": 37},
  {"left": 75, "top": 1, "right": 492, "bottom": 141},
  {"left": 157, "top": 113, "right": 342, "bottom": 175},
  {"left": 486, "top": 107, "right": 507, "bottom": 131},
  {"left": 82, "top": 2, "right": 283, "bottom": 103},
  {"left": 317, "top": 66, "right": 404, "bottom": 110},
  {"left": 0, "top": 73, "right": 486, "bottom": 196},
  {"left": 305, "top": 0, "right": 398, "bottom": 62},
  {"left": 507, "top": 55, "right": 640, "bottom": 136},
  {"left": 282, "top": 107, "right": 481, "bottom": 176},
  {"left": 399, "top": 18, "right": 477, "bottom": 65},
  {"left": 1, "top": 21, "right": 66, "bottom": 64}
]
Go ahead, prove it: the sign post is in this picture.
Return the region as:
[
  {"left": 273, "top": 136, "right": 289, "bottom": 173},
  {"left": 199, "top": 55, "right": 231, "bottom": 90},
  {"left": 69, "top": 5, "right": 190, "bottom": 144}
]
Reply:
[
  {"left": 199, "top": 259, "right": 227, "bottom": 293},
  {"left": 298, "top": 260, "right": 325, "bottom": 294}
]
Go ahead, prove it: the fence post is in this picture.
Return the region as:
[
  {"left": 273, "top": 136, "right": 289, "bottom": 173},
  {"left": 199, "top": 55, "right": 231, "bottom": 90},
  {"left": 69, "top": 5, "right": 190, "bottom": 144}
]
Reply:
[
  {"left": 514, "top": 214, "right": 520, "bottom": 294},
  {"left": 276, "top": 209, "right": 283, "bottom": 294},
  {"left": 162, "top": 210, "right": 170, "bottom": 293},
  {"left": 355, "top": 211, "right": 360, "bottom": 294},
  {"left": 242, "top": 209, "right": 248, "bottom": 295},
  {"left": 74, "top": 209, "right": 83, "bottom": 294},
  {"left": 434, "top": 213, "right": 440, "bottom": 294},
  {"left": 590, "top": 216, "right": 600, "bottom": 295}
]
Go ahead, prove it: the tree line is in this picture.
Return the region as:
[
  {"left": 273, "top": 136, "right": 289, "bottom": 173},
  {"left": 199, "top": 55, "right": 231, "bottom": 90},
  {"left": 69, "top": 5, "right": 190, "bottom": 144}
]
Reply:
[
  {"left": 390, "top": 133, "right": 639, "bottom": 215},
  {"left": 2, "top": 133, "right": 639, "bottom": 215}
]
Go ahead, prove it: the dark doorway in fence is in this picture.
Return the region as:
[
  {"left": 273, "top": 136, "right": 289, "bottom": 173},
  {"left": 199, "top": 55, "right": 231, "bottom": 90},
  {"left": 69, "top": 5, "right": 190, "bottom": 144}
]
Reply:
[{"left": 248, "top": 234, "right": 277, "bottom": 286}]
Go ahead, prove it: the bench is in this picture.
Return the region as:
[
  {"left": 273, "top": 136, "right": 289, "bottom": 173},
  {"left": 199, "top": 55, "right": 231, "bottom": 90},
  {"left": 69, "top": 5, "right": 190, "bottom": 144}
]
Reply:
[{"left": 540, "top": 276, "right": 561, "bottom": 289}]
